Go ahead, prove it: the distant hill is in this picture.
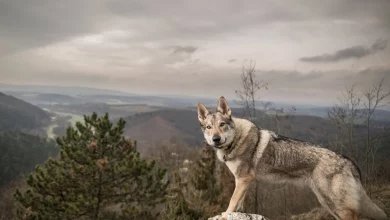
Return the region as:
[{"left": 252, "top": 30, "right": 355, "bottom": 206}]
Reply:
[
  {"left": 0, "top": 92, "right": 50, "bottom": 131},
  {"left": 124, "top": 115, "right": 196, "bottom": 151},
  {"left": 371, "top": 109, "right": 390, "bottom": 122},
  {"left": 28, "top": 93, "right": 83, "bottom": 105},
  {"left": 293, "top": 107, "right": 390, "bottom": 122},
  {"left": 1, "top": 83, "right": 335, "bottom": 110},
  {"left": 8, "top": 92, "right": 84, "bottom": 105},
  {"left": 293, "top": 107, "right": 331, "bottom": 118},
  {"left": 44, "top": 103, "right": 161, "bottom": 119},
  {"left": 123, "top": 109, "right": 202, "bottom": 149}
]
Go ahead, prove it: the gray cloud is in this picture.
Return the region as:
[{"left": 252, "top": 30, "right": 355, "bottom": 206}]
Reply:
[
  {"left": 371, "top": 39, "right": 387, "bottom": 51},
  {"left": 259, "top": 70, "right": 324, "bottom": 82},
  {"left": 0, "top": 0, "right": 106, "bottom": 55},
  {"left": 102, "top": 66, "right": 390, "bottom": 106},
  {"left": 300, "top": 39, "right": 387, "bottom": 63},
  {"left": 1, "top": 0, "right": 390, "bottom": 106},
  {"left": 358, "top": 67, "right": 390, "bottom": 77},
  {"left": 1, "top": 0, "right": 389, "bottom": 55},
  {"left": 170, "top": 46, "right": 198, "bottom": 55}
]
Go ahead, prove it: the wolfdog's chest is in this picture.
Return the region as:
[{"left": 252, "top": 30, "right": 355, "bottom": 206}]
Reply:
[{"left": 225, "top": 160, "right": 241, "bottom": 176}]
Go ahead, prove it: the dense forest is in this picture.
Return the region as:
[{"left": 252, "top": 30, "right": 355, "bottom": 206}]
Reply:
[{"left": 0, "top": 131, "right": 58, "bottom": 186}]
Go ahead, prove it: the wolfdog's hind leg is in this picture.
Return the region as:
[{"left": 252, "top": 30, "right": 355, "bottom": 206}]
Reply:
[{"left": 310, "top": 181, "right": 341, "bottom": 220}]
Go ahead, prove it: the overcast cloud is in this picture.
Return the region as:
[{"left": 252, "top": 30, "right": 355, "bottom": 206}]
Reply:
[
  {"left": 0, "top": 0, "right": 389, "bottom": 106},
  {"left": 300, "top": 39, "right": 387, "bottom": 62}
]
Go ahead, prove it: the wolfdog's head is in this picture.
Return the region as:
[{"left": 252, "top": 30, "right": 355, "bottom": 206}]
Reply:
[{"left": 197, "top": 96, "right": 235, "bottom": 149}]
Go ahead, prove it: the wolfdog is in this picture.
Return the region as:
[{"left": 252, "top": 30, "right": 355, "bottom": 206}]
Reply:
[{"left": 197, "top": 96, "right": 387, "bottom": 220}]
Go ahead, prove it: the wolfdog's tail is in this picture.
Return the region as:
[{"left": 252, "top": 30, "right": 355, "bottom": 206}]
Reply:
[{"left": 360, "top": 192, "right": 387, "bottom": 220}]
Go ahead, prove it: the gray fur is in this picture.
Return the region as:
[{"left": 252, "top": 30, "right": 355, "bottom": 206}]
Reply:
[{"left": 198, "top": 97, "right": 387, "bottom": 220}]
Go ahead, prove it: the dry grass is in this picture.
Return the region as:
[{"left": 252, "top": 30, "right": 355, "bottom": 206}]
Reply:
[
  {"left": 291, "top": 207, "right": 334, "bottom": 220},
  {"left": 371, "top": 184, "right": 390, "bottom": 217}
]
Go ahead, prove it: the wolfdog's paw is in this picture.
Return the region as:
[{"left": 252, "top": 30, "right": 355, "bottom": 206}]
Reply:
[
  {"left": 220, "top": 212, "right": 228, "bottom": 220},
  {"left": 207, "top": 214, "right": 222, "bottom": 220},
  {"left": 207, "top": 213, "right": 227, "bottom": 220}
]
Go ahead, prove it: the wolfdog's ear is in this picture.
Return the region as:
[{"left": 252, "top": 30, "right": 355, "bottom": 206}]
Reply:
[
  {"left": 217, "top": 96, "right": 231, "bottom": 118},
  {"left": 197, "top": 102, "right": 210, "bottom": 123}
]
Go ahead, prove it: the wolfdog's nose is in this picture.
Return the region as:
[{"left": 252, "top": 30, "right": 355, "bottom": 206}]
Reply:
[{"left": 212, "top": 135, "right": 221, "bottom": 143}]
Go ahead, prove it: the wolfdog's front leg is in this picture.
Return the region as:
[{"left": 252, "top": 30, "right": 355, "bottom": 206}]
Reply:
[{"left": 221, "top": 175, "right": 254, "bottom": 219}]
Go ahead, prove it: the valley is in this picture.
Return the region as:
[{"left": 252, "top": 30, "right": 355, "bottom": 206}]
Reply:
[{"left": 1, "top": 85, "right": 389, "bottom": 220}]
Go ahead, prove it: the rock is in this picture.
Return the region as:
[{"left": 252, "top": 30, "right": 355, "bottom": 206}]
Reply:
[
  {"left": 227, "top": 212, "right": 268, "bottom": 220},
  {"left": 208, "top": 212, "right": 268, "bottom": 220}
]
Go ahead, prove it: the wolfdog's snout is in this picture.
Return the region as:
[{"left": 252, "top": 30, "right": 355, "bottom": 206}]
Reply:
[{"left": 212, "top": 135, "right": 221, "bottom": 143}]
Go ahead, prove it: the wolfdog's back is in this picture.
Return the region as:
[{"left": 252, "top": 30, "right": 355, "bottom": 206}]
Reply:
[{"left": 255, "top": 134, "right": 358, "bottom": 183}]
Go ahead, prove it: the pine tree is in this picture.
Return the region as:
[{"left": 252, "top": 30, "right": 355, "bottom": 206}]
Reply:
[
  {"left": 161, "top": 146, "right": 220, "bottom": 220},
  {"left": 162, "top": 171, "right": 200, "bottom": 220},
  {"left": 14, "top": 113, "right": 168, "bottom": 219},
  {"left": 190, "top": 146, "right": 220, "bottom": 203},
  {"left": 188, "top": 146, "right": 226, "bottom": 219}
]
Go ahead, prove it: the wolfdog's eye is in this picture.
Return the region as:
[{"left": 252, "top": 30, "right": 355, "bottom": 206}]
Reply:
[
  {"left": 220, "top": 122, "right": 225, "bottom": 127},
  {"left": 206, "top": 125, "right": 212, "bottom": 129}
]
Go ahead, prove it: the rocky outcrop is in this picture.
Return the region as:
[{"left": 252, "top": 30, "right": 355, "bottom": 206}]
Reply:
[{"left": 208, "top": 212, "right": 268, "bottom": 220}]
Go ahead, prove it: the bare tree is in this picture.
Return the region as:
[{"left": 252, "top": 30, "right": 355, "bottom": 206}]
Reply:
[
  {"left": 361, "top": 78, "right": 390, "bottom": 190},
  {"left": 234, "top": 61, "right": 269, "bottom": 214},
  {"left": 235, "top": 61, "right": 268, "bottom": 125},
  {"left": 328, "top": 84, "right": 362, "bottom": 162},
  {"left": 329, "top": 78, "right": 390, "bottom": 194}
]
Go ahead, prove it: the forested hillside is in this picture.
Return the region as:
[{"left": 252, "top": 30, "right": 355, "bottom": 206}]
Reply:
[
  {"left": 0, "top": 94, "right": 60, "bottom": 219},
  {"left": 0, "top": 131, "right": 58, "bottom": 186},
  {"left": 0, "top": 92, "right": 50, "bottom": 132}
]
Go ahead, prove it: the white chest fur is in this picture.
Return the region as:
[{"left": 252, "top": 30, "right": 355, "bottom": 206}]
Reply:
[
  {"left": 216, "top": 149, "right": 225, "bottom": 162},
  {"left": 225, "top": 159, "right": 241, "bottom": 177}
]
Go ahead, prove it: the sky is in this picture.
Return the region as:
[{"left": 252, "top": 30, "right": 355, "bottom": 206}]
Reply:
[{"left": 0, "top": 0, "right": 389, "bottom": 106}]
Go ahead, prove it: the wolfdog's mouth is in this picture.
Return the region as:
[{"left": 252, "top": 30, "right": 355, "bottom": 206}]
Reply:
[
  {"left": 213, "top": 145, "right": 223, "bottom": 149},
  {"left": 213, "top": 141, "right": 226, "bottom": 149}
]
